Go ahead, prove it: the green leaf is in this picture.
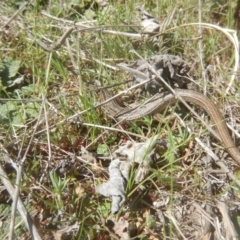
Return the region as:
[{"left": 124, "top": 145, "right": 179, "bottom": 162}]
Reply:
[
  {"left": 0, "top": 58, "right": 21, "bottom": 88},
  {"left": 97, "top": 143, "right": 109, "bottom": 155},
  {"left": 8, "top": 60, "right": 21, "bottom": 78},
  {"left": 25, "top": 102, "right": 41, "bottom": 118}
]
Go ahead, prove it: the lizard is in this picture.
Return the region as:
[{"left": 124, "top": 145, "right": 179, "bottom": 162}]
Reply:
[{"left": 96, "top": 87, "right": 240, "bottom": 166}]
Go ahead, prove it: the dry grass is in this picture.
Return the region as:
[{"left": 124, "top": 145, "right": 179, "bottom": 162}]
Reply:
[{"left": 0, "top": 0, "right": 240, "bottom": 239}]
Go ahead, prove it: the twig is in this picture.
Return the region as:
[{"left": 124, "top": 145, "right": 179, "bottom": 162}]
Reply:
[
  {"left": 9, "top": 126, "right": 27, "bottom": 240},
  {"left": 198, "top": 0, "right": 207, "bottom": 95},
  {"left": 204, "top": 180, "right": 214, "bottom": 234},
  {"left": 42, "top": 10, "right": 141, "bottom": 37},
  {"left": 66, "top": 38, "right": 79, "bottom": 71},
  {"left": 0, "top": 1, "right": 31, "bottom": 30},
  {"left": 82, "top": 122, "right": 147, "bottom": 140},
  {"left": 9, "top": 96, "right": 44, "bottom": 240},
  {"left": 41, "top": 10, "right": 96, "bottom": 26},
  {"left": 43, "top": 94, "right": 51, "bottom": 162},
  {"left": 217, "top": 200, "right": 238, "bottom": 239},
  {"left": 193, "top": 202, "right": 214, "bottom": 228},
  {"left": 165, "top": 213, "right": 187, "bottom": 240},
  {"left": 35, "top": 27, "right": 75, "bottom": 51},
  {"left": 0, "top": 165, "right": 42, "bottom": 240},
  {"left": 39, "top": 95, "right": 52, "bottom": 183}
]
